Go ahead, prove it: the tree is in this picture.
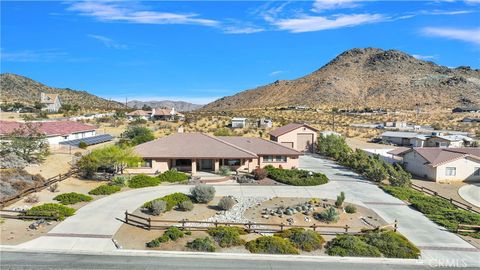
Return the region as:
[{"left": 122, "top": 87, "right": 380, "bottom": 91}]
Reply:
[
  {"left": 141, "top": 104, "right": 152, "bottom": 111},
  {"left": 0, "top": 122, "right": 49, "bottom": 162},
  {"left": 34, "top": 102, "right": 46, "bottom": 111},
  {"left": 121, "top": 126, "right": 155, "bottom": 146},
  {"left": 59, "top": 103, "right": 80, "bottom": 116},
  {"left": 76, "top": 145, "right": 141, "bottom": 177}
]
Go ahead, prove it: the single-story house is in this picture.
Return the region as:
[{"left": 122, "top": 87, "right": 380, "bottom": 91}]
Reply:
[
  {"left": 452, "top": 107, "right": 480, "bottom": 113},
  {"left": 411, "top": 134, "right": 475, "bottom": 148},
  {"left": 0, "top": 120, "right": 97, "bottom": 145},
  {"left": 231, "top": 117, "right": 247, "bottom": 128},
  {"left": 40, "top": 93, "right": 62, "bottom": 113},
  {"left": 126, "top": 110, "right": 151, "bottom": 121},
  {"left": 151, "top": 107, "right": 181, "bottom": 121},
  {"left": 381, "top": 131, "right": 419, "bottom": 146},
  {"left": 130, "top": 133, "right": 301, "bottom": 175},
  {"left": 269, "top": 123, "right": 318, "bottom": 153},
  {"left": 389, "top": 147, "right": 480, "bottom": 182},
  {"left": 257, "top": 118, "right": 273, "bottom": 128}
]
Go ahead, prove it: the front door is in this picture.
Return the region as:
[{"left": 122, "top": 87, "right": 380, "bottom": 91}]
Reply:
[{"left": 199, "top": 159, "right": 213, "bottom": 171}]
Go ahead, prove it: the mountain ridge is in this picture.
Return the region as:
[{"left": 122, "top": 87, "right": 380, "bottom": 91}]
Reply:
[{"left": 127, "top": 100, "right": 202, "bottom": 112}]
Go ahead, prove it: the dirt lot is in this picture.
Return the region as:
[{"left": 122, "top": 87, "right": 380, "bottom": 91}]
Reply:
[{"left": 0, "top": 218, "right": 59, "bottom": 245}]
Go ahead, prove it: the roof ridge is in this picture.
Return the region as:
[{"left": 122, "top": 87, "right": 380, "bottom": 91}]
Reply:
[
  {"left": 256, "top": 137, "right": 303, "bottom": 154},
  {"left": 204, "top": 134, "right": 258, "bottom": 157}
]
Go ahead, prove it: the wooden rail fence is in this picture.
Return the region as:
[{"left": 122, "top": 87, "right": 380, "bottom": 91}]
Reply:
[
  {"left": 457, "top": 224, "right": 480, "bottom": 234},
  {"left": 124, "top": 211, "right": 398, "bottom": 235},
  {"left": 0, "top": 169, "right": 78, "bottom": 208},
  {"left": 410, "top": 183, "right": 480, "bottom": 215}
]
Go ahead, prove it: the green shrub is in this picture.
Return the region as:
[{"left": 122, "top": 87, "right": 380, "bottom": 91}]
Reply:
[
  {"left": 157, "top": 170, "right": 188, "bottom": 183},
  {"left": 111, "top": 175, "right": 130, "bottom": 187},
  {"left": 128, "top": 174, "right": 160, "bottom": 188},
  {"left": 146, "top": 227, "right": 185, "bottom": 248},
  {"left": 218, "top": 196, "right": 236, "bottom": 211},
  {"left": 53, "top": 192, "right": 93, "bottom": 205},
  {"left": 78, "top": 141, "right": 88, "bottom": 149},
  {"left": 335, "top": 192, "right": 345, "bottom": 208},
  {"left": 186, "top": 237, "right": 216, "bottom": 252},
  {"left": 245, "top": 236, "right": 299, "bottom": 254},
  {"left": 143, "top": 192, "right": 191, "bottom": 212},
  {"left": 178, "top": 200, "right": 194, "bottom": 211},
  {"left": 25, "top": 203, "right": 75, "bottom": 220},
  {"left": 151, "top": 200, "right": 167, "bottom": 215},
  {"left": 264, "top": 165, "right": 328, "bottom": 186},
  {"left": 325, "top": 234, "right": 381, "bottom": 257},
  {"left": 252, "top": 168, "right": 267, "bottom": 180},
  {"left": 275, "top": 228, "right": 325, "bottom": 252},
  {"left": 190, "top": 185, "right": 215, "bottom": 203},
  {"left": 88, "top": 185, "right": 121, "bottom": 195},
  {"left": 345, "top": 205, "right": 357, "bottom": 214},
  {"left": 315, "top": 206, "right": 339, "bottom": 223},
  {"left": 361, "top": 231, "right": 420, "bottom": 259},
  {"left": 218, "top": 166, "right": 231, "bottom": 176},
  {"left": 207, "top": 226, "right": 246, "bottom": 248}
]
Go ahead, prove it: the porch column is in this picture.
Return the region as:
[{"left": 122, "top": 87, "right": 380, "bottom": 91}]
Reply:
[
  {"left": 191, "top": 159, "right": 197, "bottom": 175},
  {"left": 214, "top": 159, "right": 220, "bottom": 172}
]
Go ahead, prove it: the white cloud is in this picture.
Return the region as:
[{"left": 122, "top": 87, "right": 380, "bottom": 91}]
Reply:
[
  {"left": 87, "top": 34, "right": 127, "bottom": 49},
  {"left": 223, "top": 26, "right": 264, "bottom": 34},
  {"left": 269, "top": 70, "right": 285, "bottom": 76},
  {"left": 312, "top": 0, "right": 360, "bottom": 12},
  {"left": 67, "top": 1, "right": 219, "bottom": 27},
  {"left": 412, "top": 54, "right": 437, "bottom": 60},
  {"left": 422, "top": 27, "right": 480, "bottom": 45},
  {"left": 0, "top": 49, "right": 67, "bottom": 62},
  {"left": 273, "top": 13, "right": 386, "bottom": 33}
]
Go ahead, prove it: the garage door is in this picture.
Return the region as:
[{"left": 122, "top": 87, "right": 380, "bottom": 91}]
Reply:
[
  {"left": 297, "top": 133, "right": 314, "bottom": 152},
  {"left": 281, "top": 142, "right": 294, "bottom": 149}
]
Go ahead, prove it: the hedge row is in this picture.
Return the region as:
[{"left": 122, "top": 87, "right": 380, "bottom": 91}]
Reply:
[
  {"left": 264, "top": 165, "right": 328, "bottom": 186},
  {"left": 25, "top": 203, "right": 75, "bottom": 220},
  {"left": 143, "top": 192, "right": 192, "bottom": 212}
]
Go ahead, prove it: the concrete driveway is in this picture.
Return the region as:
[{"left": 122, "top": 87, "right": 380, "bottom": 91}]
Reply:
[
  {"left": 12, "top": 155, "right": 479, "bottom": 267},
  {"left": 458, "top": 184, "right": 480, "bottom": 208}
]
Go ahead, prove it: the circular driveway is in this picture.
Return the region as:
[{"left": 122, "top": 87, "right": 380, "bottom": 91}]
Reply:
[{"left": 458, "top": 184, "right": 480, "bottom": 208}]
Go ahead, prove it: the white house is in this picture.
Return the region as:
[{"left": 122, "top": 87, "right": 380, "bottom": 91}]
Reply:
[
  {"left": 382, "top": 131, "right": 476, "bottom": 148},
  {"left": 231, "top": 117, "right": 247, "bottom": 128},
  {"left": 40, "top": 93, "right": 62, "bottom": 113}
]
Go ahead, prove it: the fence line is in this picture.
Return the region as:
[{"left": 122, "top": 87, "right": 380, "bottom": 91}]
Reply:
[
  {"left": 0, "top": 169, "right": 78, "bottom": 208},
  {"left": 410, "top": 183, "right": 480, "bottom": 214},
  {"left": 456, "top": 224, "right": 480, "bottom": 234},
  {"left": 124, "top": 211, "right": 398, "bottom": 235}
]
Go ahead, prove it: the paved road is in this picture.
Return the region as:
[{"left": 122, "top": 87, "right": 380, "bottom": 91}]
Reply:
[
  {"left": 10, "top": 155, "right": 480, "bottom": 267},
  {"left": 458, "top": 184, "right": 480, "bottom": 208},
  {"left": 1, "top": 250, "right": 471, "bottom": 270}
]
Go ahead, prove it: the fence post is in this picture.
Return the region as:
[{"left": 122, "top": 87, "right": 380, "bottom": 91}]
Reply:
[
  {"left": 312, "top": 224, "right": 317, "bottom": 231},
  {"left": 125, "top": 211, "right": 129, "bottom": 224},
  {"left": 181, "top": 219, "right": 186, "bottom": 229},
  {"left": 280, "top": 223, "right": 284, "bottom": 231},
  {"left": 344, "top": 225, "right": 349, "bottom": 233},
  {"left": 148, "top": 217, "right": 151, "bottom": 231},
  {"left": 394, "top": 219, "right": 398, "bottom": 232},
  {"left": 450, "top": 198, "right": 453, "bottom": 203},
  {"left": 247, "top": 222, "right": 252, "bottom": 233},
  {"left": 58, "top": 173, "right": 62, "bottom": 180},
  {"left": 214, "top": 220, "right": 218, "bottom": 228}
]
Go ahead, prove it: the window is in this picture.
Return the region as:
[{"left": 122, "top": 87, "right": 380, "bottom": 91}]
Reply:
[
  {"left": 275, "top": 156, "right": 287, "bottom": 162},
  {"left": 264, "top": 156, "right": 286, "bottom": 162},
  {"left": 445, "top": 167, "right": 456, "bottom": 176},
  {"left": 175, "top": 159, "right": 191, "bottom": 166},
  {"left": 224, "top": 159, "right": 241, "bottom": 166},
  {"left": 474, "top": 168, "right": 480, "bottom": 176}
]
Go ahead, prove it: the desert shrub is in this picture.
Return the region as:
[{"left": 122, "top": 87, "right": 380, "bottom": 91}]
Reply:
[
  {"left": 151, "top": 200, "right": 167, "bottom": 215},
  {"left": 88, "top": 185, "right": 121, "bottom": 195},
  {"left": 345, "top": 205, "right": 357, "bottom": 214},
  {"left": 361, "top": 231, "right": 420, "bottom": 259},
  {"left": 275, "top": 228, "right": 325, "bottom": 252},
  {"left": 143, "top": 192, "right": 191, "bottom": 211},
  {"left": 121, "top": 126, "right": 154, "bottom": 146},
  {"left": 0, "top": 153, "right": 28, "bottom": 169},
  {"left": 25, "top": 203, "right": 75, "bottom": 220},
  {"left": 128, "top": 174, "right": 160, "bottom": 188},
  {"left": 25, "top": 194, "right": 40, "bottom": 203},
  {"left": 111, "top": 175, "right": 130, "bottom": 186},
  {"left": 78, "top": 141, "right": 88, "bottom": 149},
  {"left": 245, "top": 236, "right": 299, "bottom": 254},
  {"left": 48, "top": 183, "right": 59, "bottom": 192},
  {"left": 146, "top": 227, "right": 185, "bottom": 247},
  {"left": 335, "top": 192, "right": 345, "bottom": 208},
  {"left": 157, "top": 169, "right": 188, "bottom": 183},
  {"left": 252, "top": 168, "right": 267, "bottom": 180},
  {"left": 264, "top": 165, "right": 328, "bottom": 186},
  {"left": 178, "top": 200, "right": 194, "bottom": 211},
  {"left": 325, "top": 234, "right": 381, "bottom": 257},
  {"left": 186, "top": 237, "right": 216, "bottom": 252},
  {"left": 218, "top": 166, "right": 231, "bottom": 176},
  {"left": 53, "top": 192, "right": 93, "bottom": 205},
  {"left": 213, "top": 128, "right": 232, "bottom": 136},
  {"left": 218, "top": 196, "right": 236, "bottom": 211},
  {"left": 190, "top": 185, "right": 215, "bottom": 203},
  {"left": 315, "top": 206, "right": 339, "bottom": 223},
  {"left": 207, "top": 226, "right": 246, "bottom": 247}
]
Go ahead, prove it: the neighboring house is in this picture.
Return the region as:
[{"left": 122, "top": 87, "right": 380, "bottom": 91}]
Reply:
[
  {"left": 130, "top": 133, "right": 301, "bottom": 175},
  {"left": 0, "top": 120, "right": 97, "bottom": 145},
  {"left": 389, "top": 148, "right": 480, "bottom": 182},
  {"left": 231, "top": 117, "right": 247, "bottom": 128},
  {"left": 381, "top": 131, "right": 419, "bottom": 146},
  {"left": 126, "top": 110, "right": 151, "bottom": 121},
  {"left": 40, "top": 93, "right": 62, "bottom": 112},
  {"left": 452, "top": 107, "right": 480, "bottom": 113},
  {"left": 151, "top": 107, "right": 178, "bottom": 121},
  {"left": 257, "top": 118, "right": 273, "bottom": 128},
  {"left": 269, "top": 123, "right": 318, "bottom": 153},
  {"left": 382, "top": 131, "right": 476, "bottom": 148}
]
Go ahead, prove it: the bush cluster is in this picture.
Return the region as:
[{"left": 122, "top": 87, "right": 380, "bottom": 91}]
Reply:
[
  {"left": 146, "top": 227, "right": 187, "bottom": 247},
  {"left": 344, "top": 205, "right": 357, "bottom": 214},
  {"left": 264, "top": 165, "right": 328, "bottom": 186},
  {"left": 252, "top": 168, "right": 267, "bottom": 180},
  {"left": 315, "top": 206, "right": 339, "bottom": 223},
  {"left": 245, "top": 236, "right": 299, "bottom": 254},
  {"left": 143, "top": 192, "right": 191, "bottom": 212},
  {"left": 218, "top": 166, "right": 231, "bottom": 176},
  {"left": 207, "top": 226, "right": 246, "bottom": 248},
  {"left": 275, "top": 228, "right": 325, "bottom": 252},
  {"left": 335, "top": 192, "right": 345, "bottom": 208},
  {"left": 53, "top": 192, "right": 93, "bottom": 205},
  {"left": 128, "top": 174, "right": 161, "bottom": 188},
  {"left": 218, "top": 196, "right": 236, "bottom": 211},
  {"left": 150, "top": 200, "right": 167, "bottom": 215},
  {"left": 382, "top": 185, "right": 480, "bottom": 238},
  {"left": 88, "top": 185, "right": 121, "bottom": 195},
  {"left": 186, "top": 237, "right": 216, "bottom": 252},
  {"left": 111, "top": 175, "right": 130, "bottom": 187},
  {"left": 325, "top": 234, "right": 381, "bottom": 257},
  {"left": 157, "top": 170, "right": 188, "bottom": 183},
  {"left": 190, "top": 185, "right": 215, "bottom": 203},
  {"left": 25, "top": 203, "right": 75, "bottom": 220},
  {"left": 178, "top": 200, "right": 194, "bottom": 211}
]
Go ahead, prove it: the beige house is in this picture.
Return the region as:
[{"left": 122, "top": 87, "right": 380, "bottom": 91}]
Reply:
[
  {"left": 40, "top": 93, "right": 61, "bottom": 112},
  {"left": 390, "top": 148, "right": 480, "bottom": 182},
  {"left": 130, "top": 133, "right": 301, "bottom": 175},
  {"left": 269, "top": 123, "right": 318, "bottom": 153}
]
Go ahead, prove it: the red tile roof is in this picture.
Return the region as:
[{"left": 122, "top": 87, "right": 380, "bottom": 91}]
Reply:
[
  {"left": 0, "top": 121, "right": 96, "bottom": 136},
  {"left": 269, "top": 123, "right": 318, "bottom": 137},
  {"left": 126, "top": 110, "right": 151, "bottom": 116}
]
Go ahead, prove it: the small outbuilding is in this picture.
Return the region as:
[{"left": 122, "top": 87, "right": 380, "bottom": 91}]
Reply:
[{"left": 269, "top": 123, "right": 318, "bottom": 153}]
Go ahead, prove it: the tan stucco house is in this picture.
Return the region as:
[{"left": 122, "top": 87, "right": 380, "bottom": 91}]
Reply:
[
  {"left": 130, "top": 133, "right": 301, "bottom": 175},
  {"left": 269, "top": 123, "right": 318, "bottom": 153},
  {"left": 389, "top": 148, "right": 480, "bottom": 182}
]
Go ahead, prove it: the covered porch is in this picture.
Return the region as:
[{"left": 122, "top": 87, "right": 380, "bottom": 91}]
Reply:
[{"left": 172, "top": 158, "right": 255, "bottom": 175}]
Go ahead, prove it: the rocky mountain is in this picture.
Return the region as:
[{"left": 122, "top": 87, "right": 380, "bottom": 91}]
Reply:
[
  {"left": 203, "top": 48, "right": 480, "bottom": 111},
  {"left": 0, "top": 73, "right": 123, "bottom": 109},
  {"left": 127, "top": 100, "right": 202, "bottom": 112}
]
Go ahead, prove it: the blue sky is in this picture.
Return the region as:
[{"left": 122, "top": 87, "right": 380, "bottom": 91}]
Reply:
[{"left": 1, "top": 1, "right": 479, "bottom": 104}]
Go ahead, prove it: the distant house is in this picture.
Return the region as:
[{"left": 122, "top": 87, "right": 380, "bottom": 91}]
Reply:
[
  {"left": 452, "top": 107, "right": 480, "bottom": 113},
  {"left": 129, "top": 133, "right": 301, "bottom": 175},
  {"left": 257, "top": 118, "right": 272, "bottom": 128},
  {"left": 389, "top": 148, "right": 480, "bottom": 182},
  {"left": 126, "top": 110, "right": 151, "bottom": 121},
  {"left": 380, "top": 131, "right": 418, "bottom": 146},
  {"left": 40, "top": 93, "right": 61, "bottom": 112},
  {"left": 269, "top": 123, "right": 318, "bottom": 153},
  {"left": 231, "top": 117, "right": 247, "bottom": 128},
  {"left": 381, "top": 131, "right": 475, "bottom": 148}
]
